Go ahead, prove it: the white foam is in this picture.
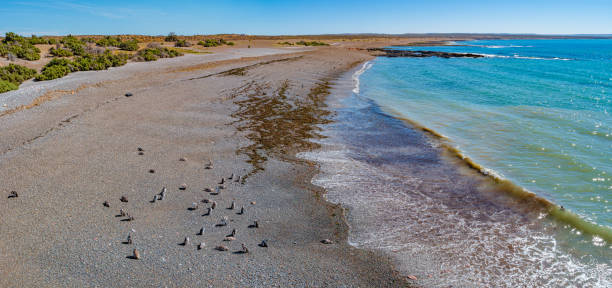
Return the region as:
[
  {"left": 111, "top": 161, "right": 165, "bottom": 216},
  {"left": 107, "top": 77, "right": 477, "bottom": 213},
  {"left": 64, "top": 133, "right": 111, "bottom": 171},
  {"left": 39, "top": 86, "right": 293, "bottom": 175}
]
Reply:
[
  {"left": 468, "top": 44, "right": 534, "bottom": 48},
  {"left": 297, "top": 90, "right": 611, "bottom": 287},
  {"left": 352, "top": 61, "right": 373, "bottom": 94},
  {"left": 477, "top": 53, "right": 572, "bottom": 61}
]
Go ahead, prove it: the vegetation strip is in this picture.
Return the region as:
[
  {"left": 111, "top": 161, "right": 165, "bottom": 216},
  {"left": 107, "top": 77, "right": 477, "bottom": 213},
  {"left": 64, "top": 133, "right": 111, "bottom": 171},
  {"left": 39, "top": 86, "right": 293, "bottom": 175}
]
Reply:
[
  {"left": 278, "top": 40, "right": 329, "bottom": 46},
  {"left": 0, "top": 32, "right": 184, "bottom": 94}
]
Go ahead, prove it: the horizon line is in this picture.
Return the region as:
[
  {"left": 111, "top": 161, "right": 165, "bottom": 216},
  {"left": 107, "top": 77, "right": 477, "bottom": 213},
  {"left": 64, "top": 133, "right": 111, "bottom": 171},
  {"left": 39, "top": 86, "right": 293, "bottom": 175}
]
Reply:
[{"left": 1, "top": 31, "right": 612, "bottom": 38}]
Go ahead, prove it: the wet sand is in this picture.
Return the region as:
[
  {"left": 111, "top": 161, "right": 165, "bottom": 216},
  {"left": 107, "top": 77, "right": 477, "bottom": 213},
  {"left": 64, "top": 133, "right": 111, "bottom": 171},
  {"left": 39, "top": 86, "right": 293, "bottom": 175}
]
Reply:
[{"left": 0, "top": 46, "right": 410, "bottom": 286}]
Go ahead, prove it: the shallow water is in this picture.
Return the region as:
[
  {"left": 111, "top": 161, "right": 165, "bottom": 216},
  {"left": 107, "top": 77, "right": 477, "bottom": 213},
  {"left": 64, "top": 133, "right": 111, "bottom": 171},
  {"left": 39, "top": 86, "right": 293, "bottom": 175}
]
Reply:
[
  {"left": 373, "top": 40, "right": 612, "bottom": 233},
  {"left": 300, "top": 44, "right": 612, "bottom": 286}
]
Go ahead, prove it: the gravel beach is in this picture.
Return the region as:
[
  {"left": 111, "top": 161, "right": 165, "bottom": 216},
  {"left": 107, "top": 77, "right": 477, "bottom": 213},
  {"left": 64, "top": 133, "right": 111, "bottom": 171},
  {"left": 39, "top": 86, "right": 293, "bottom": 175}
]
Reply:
[{"left": 0, "top": 45, "right": 409, "bottom": 287}]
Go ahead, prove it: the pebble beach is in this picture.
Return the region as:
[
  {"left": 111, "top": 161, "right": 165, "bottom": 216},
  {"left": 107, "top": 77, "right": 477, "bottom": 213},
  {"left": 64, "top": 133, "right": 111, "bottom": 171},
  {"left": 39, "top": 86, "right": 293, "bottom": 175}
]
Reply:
[{"left": 0, "top": 44, "right": 410, "bottom": 287}]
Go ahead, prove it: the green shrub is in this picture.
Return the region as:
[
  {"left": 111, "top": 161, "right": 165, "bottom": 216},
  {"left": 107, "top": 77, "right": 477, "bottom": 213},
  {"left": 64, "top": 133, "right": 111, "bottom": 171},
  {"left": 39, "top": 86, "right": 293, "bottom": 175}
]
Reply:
[
  {"left": 49, "top": 47, "right": 73, "bottom": 57},
  {"left": 0, "top": 63, "right": 36, "bottom": 94},
  {"left": 96, "top": 36, "right": 121, "bottom": 47},
  {"left": 119, "top": 39, "right": 139, "bottom": 51},
  {"left": 175, "top": 39, "right": 191, "bottom": 47},
  {"left": 59, "top": 35, "right": 79, "bottom": 44},
  {"left": 140, "top": 49, "right": 158, "bottom": 61},
  {"left": 295, "top": 41, "right": 329, "bottom": 46},
  {"left": 36, "top": 58, "right": 75, "bottom": 81},
  {"left": 0, "top": 80, "right": 18, "bottom": 93},
  {"left": 0, "top": 64, "right": 37, "bottom": 84},
  {"left": 109, "top": 53, "right": 129, "bottom": 66},
  {"left": 36, "top": 65, "right": 71, "bottom": 81},
  {"left": 198, "top": 39, "right": 224, "bottom": 47},
  {"left": 133, "top": 47, "right": 182, "bottom": 62},
  {"left": 0, "top": 43, "right": 9, "bottom": 56},
  {"left": 165, "top": 32, "right": 178, "bottom": 42},
  {"left": 73, "top": 54, "right": 104, "bottom": 71},
  {"left": 47, "top": 38, "right": 57, "bottom": 45},
  {"left": 0, "top": 32, "right": 41, "bottom": 60},
  {"left": 73, "top": 51, "right": 128, "bottom": 71},
  {"left": 64, "top": 41, "right": 85, "bottom": 55},
  {"left": 198, "top": 39, "right": 232, "bottom": 47},
  {"left": 3, "top": 32, "right": 24, "bottom": 44},
  {"left": 16, "top": 45, "right": 41, "bottom": 60},
  {"left": 46, "top": 58, "right": 76, "bottom": 70},
  {"left": 28, "top": 35, "right": 48, "bottom": 45},
  {"left": 60, "top": 35, "right": 86, "bottom": 56},
  {"left": 35, "top": 50, "right": 129, "bottom": 81}
]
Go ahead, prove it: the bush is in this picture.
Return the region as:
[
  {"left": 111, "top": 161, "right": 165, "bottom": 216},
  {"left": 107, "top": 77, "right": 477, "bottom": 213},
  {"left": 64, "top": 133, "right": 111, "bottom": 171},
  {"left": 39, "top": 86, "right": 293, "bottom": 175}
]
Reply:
[
  {"left": 0, "top": 63, "right": 37, "bottom": 84},
  {"left": 0, "top": 80, "right": 18, "bottom": 93},
  {"left": 15, "top": 45, "right": 41, "bottom": 60},
  {"left": 49, "top": 47, "right": 73, "bottom": 57},
  {"left": 3, "top": 32, "right": 24, "bottom": 44},
  {"left": 73, "top": 51, "right": 128, "bottom": 71},
  {"left": 35, "top": 50, "right": 129, "bottom": 81},
  {"left": 47, "top": 38, "right": 57, "bottom": 45},
  {"left": 139, "top": 49, "right": 158, "bottom": 61},
  {"left": 133, "top": 47, "right": 182, "bottom": 62},
  {"left": 107, "top": 52, "right": 129, "bottom": 66},
  {"left": 73, "top": 55, "right": 105, "bottom": 71},
  {"left": 36, "top": 65, "right": 71, "bottom": 81},
  {"left": 165, "top": 32, "right": 178, "bottom": 42},
  {"left": 227, "top": 42, "right": 235, "bottom": 46},
  {"left": 46, "top": 57, "right": 76, "bottom": 69},
  {"left": 198, "top": 39, "right": 225, "bottom": 47},
  {"left": 96, "top": 36, "right": 121, "bottom": 47},
  {"left": 61, "top": 35, "right": 86, "bottom": 56},
  {"left": 295, "top": 41, "right": 329, "bottom": 46},
  {"left": 174, "top": 39, "right": 191, "bottom": 47},
  {"left": 63, "top": 41, "right": 85, "bottom": 56},
  {"left": 0, "top": 32, "right": 41, "bottom": 60},
  {"left": 36, "top": 58, "right": 75, "bottom": 81},
  {"left": 0, "top": 43, "right": 9, "bottom": 56},
  {"left": 119, "top": 39, "right": 139, "bottom": 51},
  {"left": 0, "top": 63, "right": 36, "bottom": 93},
  {"left": 28, "top": 35, "right": 48, "bottom": 45}
]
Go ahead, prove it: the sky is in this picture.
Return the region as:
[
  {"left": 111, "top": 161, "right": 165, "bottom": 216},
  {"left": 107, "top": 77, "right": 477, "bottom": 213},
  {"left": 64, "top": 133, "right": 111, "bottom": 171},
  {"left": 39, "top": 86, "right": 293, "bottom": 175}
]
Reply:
[{"left": 1, "top": 0, "right": 611, "bottom": 36}]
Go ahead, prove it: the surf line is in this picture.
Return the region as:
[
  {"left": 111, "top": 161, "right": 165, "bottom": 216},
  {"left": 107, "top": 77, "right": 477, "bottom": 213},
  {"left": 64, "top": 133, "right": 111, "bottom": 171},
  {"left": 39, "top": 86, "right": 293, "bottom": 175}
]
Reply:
[
  {"left": 369, "top": 100, "right": 612, "bottom": 243},
  {"left": 352, "top": 61, "right": 373, "bottom": 94}
]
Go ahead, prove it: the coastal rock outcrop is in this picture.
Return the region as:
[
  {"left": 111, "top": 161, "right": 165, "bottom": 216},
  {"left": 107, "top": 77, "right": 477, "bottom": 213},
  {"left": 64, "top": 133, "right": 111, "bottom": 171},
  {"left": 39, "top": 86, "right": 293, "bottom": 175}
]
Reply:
[{"left": 366, "top": 48, "right": 484, "bottom": 58}]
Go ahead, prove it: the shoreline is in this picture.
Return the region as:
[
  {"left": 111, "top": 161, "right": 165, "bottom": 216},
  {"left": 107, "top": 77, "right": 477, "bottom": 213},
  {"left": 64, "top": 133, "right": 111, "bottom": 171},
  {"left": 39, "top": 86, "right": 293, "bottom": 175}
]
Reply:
[
  {"left": 377, "top": 104, "right": 612, "bottom": 243},
  {"left": 305, "top": 49, "right": 610, "bottom": 286},
  {"left": 0, "top": 46, "right": 411, "bottom": 287},
  {"left": 357, "top": 39, "right": 612, "bottom": 243}
]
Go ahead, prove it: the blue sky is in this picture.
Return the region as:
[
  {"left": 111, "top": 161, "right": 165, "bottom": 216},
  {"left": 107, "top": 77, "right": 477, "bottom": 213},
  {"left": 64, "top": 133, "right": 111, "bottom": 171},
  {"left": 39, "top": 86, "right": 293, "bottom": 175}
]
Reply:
[{"left": 1, "top": 0, "right": 611, "bottom": 36}]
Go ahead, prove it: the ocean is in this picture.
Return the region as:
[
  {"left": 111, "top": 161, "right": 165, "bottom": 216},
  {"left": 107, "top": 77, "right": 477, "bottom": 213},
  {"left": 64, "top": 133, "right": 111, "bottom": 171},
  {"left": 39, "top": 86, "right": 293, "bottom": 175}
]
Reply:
[{"left": 300, "top": 39, "right": 611, "bottom": 287}]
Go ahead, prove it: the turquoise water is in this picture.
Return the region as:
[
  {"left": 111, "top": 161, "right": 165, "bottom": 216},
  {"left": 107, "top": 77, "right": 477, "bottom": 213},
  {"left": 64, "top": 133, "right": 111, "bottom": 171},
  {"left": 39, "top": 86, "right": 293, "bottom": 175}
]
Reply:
[{"left": 359, "top": 39, "right": 612, "bottom": 239}]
